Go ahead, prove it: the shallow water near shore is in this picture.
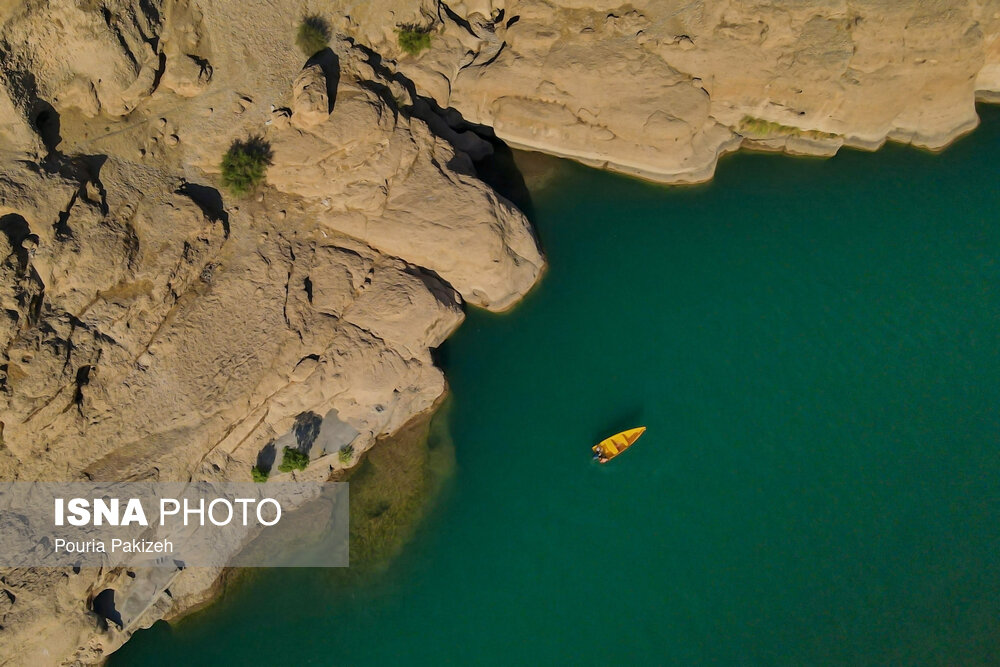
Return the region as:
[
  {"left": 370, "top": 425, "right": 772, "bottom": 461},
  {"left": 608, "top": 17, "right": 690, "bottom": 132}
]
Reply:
[{"left": 114, "top": 108, "right": 1000, "bottom": 665}]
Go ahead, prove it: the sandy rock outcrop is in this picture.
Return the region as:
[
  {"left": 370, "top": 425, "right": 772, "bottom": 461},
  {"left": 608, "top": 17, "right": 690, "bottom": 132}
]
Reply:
[
  {"left": 270, "top": 48, "right": 541, "bottom": 310},
  {"left": 0, "top": 84, "right": 38, "bottom": 153},
  {"left": 158, "top": 0, "right": 214, "bottom": 98},
  {"left": 290, "top": 63, "right": 330, "bottom": 129},
  {"left": 340, "top": 0, "right": 1000, "bottom": 182},
  {"left": 0, "top": 2, "right": 541, "bottom": 662},
  {"left": 0, "top": 0, "right": 163, "bottom": 119}
]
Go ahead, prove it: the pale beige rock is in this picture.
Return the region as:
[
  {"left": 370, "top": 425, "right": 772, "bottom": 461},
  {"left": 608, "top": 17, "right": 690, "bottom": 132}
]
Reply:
[
  {"left": 358, "top": 0, "right": 1000, "bottom": 182},
  {"left": 157, "top": 0, "right": 213, "bottom": 98},
  {"left": 342, "top": 260, "right": 464, "bottom": 357},
  {"left": 0, "top": 0, "right": 162, "bottom": 118},
  {"left": 160, "top": 54, "right": 213, "bottom": 97},
  {"left": 0, "top": 5, "right": 541, "bottom": 663},
  {"left": 0, "top": 84, "right": 38, "bottom": 153},
  {"left": 268, "top": 45, "right": 542, "bottom": 311},
  {"left": 290, "top": 63, "right": 330, "bottom": 129},
  {"left": 0, "top": 153, "right": 477, "bottom": 663}
]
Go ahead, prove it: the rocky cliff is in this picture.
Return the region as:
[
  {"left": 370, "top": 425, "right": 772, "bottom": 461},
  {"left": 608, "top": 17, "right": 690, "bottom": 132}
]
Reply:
[
  {"left": 0, "top": 1, "right": 542, "bottom": 662},
  {"left": 341, "top": 0, "right": 1000, "bottom": 181},
  {"left": 0, "top": 0, "right": 995, "bottom": 663}
]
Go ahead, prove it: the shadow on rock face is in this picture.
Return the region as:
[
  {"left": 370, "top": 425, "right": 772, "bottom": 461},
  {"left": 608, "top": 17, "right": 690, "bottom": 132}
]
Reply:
[
  {"left": 92, "top": 588, "right": 123, "bottom": 630},
  {"left": 293, "top": 411, "right": 323, "bottom": 455},
  {"left": 473, "top": 138, "right": 536, "bottom": 219},
  {"left": 255, "top": 440, "right": 277, "bottom": 473},
  {"left": 31, "top": 100, "right": 61, "bottom": 154},
  {"left": 344, "top": 39, "right": 539, "bottom": 224},
  {"left": 177, "top": 181, "right": 230, "bottom": 237},
  {"left": 0, "top": 213, "right": 32, "bottom": 249},
  {"left": 306, "top": 47, "right": 340, "bottom": 112}
]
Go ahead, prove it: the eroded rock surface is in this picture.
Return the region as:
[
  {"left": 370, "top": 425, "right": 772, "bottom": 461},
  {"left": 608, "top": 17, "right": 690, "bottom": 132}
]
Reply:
[
  {"left": 342, "top": 0, "right": 1000, "bottom": 182},
  {"left": 0, "top": 3, "right": 540, "bottom": 663}
]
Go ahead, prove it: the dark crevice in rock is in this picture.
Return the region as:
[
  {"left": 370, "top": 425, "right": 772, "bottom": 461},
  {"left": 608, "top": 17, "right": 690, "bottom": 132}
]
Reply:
[
  {"left": 437, "top": 2, "right": 474, "bottom": 37},
  {"left": 0, "top": 214, "right": 35, "bottom": 268},
  {"left": 150, "top": 51, "right": 167, "bottom": 93},
  {"left": 185, "top": 53, "right": 213, "bottom": 85},
  {"left": 54, "top": 192, "right": 76, "bottom": 240},
  {"left": 281, "top": 268, "right": 293, "bottom": 327},
  {"left": 100, "top": 7, "right": 140, "bottom": 73},
  {"left": 74, "top": 154, "right": 110, "bottom": 216},
  {"left": 470, "top": 41, "right": 506, "bottom": 70},
  {"left": 138, "top": 0, "right": 161, "bottom": 33},
  {"left": 73, "top": 364, "right": 92, "bottom": 409},
  {"left": 31, "top": 100, "right": 61, "bottom": 156},
  {"left": 26, "top": 269, "right": 45, "bottom": 327},
  {"left": 472, "top": 136, "right": 536, "bottom": 219},
  {"left": 348, "top": 39, "right": 507, "bottom": 167},
  {"left": 91, "top": 588, "right": 123, "bottom": 631}
]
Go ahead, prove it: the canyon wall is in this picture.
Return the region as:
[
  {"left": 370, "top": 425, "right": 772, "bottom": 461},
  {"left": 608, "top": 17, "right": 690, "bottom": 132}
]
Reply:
[{"left": 342, "top": 0, "right": 1000, "bottom": 181}]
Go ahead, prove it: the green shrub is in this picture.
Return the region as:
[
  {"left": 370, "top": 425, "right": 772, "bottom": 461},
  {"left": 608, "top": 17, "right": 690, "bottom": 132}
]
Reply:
[
  {"left": 220, "top": 137, "right": 271, "bottom": 196},
  {"left": 738, "top": 116, "right": 838, "bottom": 141},
  {"left": 251, "top": 466, "right": 269, "bottom": 483},
  {"left": 277, "top": 446, "right": 309, "bottom": 473},
  {"left": 397, "top": 25, "right": 432, "bottom": 55},
  {"left": 339, "top": 444, "right": 355, "bottom": 464},
  {"left": 296, "top": 16, "right": 330, "bottom": 57}
]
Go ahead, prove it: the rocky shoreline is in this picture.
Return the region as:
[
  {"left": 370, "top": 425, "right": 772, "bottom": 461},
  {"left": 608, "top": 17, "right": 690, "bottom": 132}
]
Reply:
[
  {"left": 377, "top": 0, "right": 1000, "bottom": 183},
  {"left": 1, "top": 0, "right": 998, "bottom": 663}
]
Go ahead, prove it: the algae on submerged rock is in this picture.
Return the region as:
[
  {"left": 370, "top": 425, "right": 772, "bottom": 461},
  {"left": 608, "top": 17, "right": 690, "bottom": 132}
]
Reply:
[{"left": 345, "top": 396, "right": 455, "bottom": 573}]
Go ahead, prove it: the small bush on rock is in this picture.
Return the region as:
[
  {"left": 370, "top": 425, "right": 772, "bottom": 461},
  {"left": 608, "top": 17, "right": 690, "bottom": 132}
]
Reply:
[
  {"left": 339, "top": 444, "right": 355, "bottom": 464},
  {"left": 277, "top": 446, "right": 309, "bottom": 473},
  {"left": 397, "top": 25, "right": 432, "bottom": 55},
  {"left": 220, "top": 136, "right": 271, "bottom": 196},
  {"left": 297, "top": 15, "right": 330, "bottom": 57},
  {"left": 251, "top": 466, "right": 269, "bottom": 483}
]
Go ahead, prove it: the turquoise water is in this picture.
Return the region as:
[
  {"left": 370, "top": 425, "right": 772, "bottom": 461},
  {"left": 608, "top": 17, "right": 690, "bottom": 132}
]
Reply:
[{"left": 115, "top": 110, "right": 1000, "bottom": 665}]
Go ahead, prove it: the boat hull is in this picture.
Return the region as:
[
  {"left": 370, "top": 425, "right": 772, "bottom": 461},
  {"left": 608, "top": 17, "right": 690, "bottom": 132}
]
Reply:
[{"left": 592, "top": 427, "right": 646, "bottom": 463}]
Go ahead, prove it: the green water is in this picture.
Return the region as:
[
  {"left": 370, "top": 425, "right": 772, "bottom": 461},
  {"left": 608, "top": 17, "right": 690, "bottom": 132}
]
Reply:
[{"left": 115, "top": 110, "right": 1000, "bottom": 666}]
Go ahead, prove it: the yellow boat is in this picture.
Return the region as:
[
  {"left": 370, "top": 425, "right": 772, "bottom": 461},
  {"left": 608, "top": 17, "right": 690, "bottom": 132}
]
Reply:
[{"left": 592, "top": 427, "right": 646, "bottom": 463}]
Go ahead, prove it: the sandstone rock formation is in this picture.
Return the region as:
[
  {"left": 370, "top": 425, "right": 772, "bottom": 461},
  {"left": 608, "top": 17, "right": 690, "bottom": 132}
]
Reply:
[
  {"left": 0, "top": 2, "right": 541, "bottom": 662},
  {"left": 268, "top": 54, "right": 541, "bottom": 310},
  {"left": 0, "top": 0, "right": 161, "bottom": 119},
  {"left": 290, "top": 63, "right": 330, "bottom": 129},
  {"left": 340, "top": 0, "right": 1000, "bottom": 182}
]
